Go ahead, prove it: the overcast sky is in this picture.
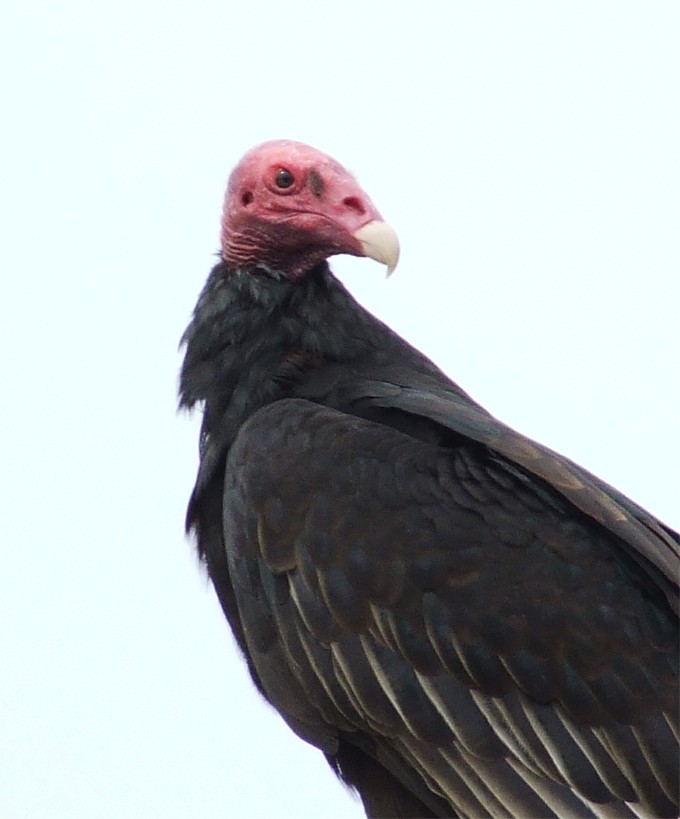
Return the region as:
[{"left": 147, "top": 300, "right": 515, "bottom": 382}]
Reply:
[{"left": 1, "top": 3, "right": 678, "bottom": 818}]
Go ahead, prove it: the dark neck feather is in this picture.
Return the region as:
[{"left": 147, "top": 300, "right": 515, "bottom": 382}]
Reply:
[{"left": 180, "top": 260, "right": 378, "bottom": 469}]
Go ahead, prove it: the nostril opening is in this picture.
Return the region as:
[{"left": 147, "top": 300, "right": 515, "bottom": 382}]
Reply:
[
  {"left": 343, "top": 196, "right": 365, "bottom": 216},
  {"left": 241, "top": 191, "right": 253, "bottom": 206}
]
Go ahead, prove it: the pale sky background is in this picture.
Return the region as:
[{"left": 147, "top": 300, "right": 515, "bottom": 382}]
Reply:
[{"left": 1, "top": 3, "right": 678, "bottom": 818}]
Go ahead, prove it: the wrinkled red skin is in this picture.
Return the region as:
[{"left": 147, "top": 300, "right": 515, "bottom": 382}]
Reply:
[{"left": 220, "top": 140, "right": 384, "bottom": 279}]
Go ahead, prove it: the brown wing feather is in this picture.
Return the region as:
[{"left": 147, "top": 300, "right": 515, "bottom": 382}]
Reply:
[
  {"left": 222, "top": 398, "right": 679, "bottom": 818},
  {"left": 365, "top": 385, "right": 679, "bottom": 612}
]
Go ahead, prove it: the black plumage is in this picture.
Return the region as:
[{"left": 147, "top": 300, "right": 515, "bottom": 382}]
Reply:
[{"left": 180, "top": 142, "right": 679, "bottom": 818}]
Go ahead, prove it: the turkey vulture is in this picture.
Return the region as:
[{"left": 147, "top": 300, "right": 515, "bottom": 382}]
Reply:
[{"left": 179, "top": 140, "right": 679, "bottom": 818}]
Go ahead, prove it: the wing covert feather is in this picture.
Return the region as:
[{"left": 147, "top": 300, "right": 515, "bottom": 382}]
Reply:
[{"left": 223, "top": 398, "right": 679, "bottom": 817}]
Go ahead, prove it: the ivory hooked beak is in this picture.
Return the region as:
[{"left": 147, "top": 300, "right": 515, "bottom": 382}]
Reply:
[{"left": 353, "top": 221, "right": 400, "bottom": 277}]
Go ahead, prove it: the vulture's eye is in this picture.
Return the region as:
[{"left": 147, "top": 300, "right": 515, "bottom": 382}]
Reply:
[{"left": 275, "top": 168, "right": 295, "bottom": 189}]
